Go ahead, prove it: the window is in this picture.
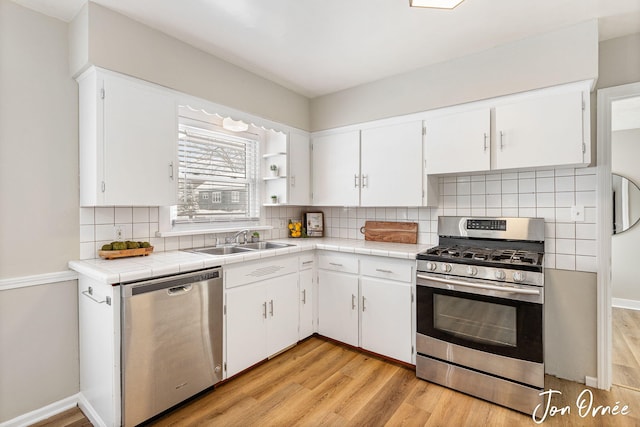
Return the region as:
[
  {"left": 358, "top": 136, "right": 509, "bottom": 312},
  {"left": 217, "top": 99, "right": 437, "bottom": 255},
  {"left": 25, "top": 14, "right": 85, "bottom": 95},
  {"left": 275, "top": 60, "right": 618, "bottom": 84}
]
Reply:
[{"left": 175, "top": 118, "right": 260, "bottom": 225}]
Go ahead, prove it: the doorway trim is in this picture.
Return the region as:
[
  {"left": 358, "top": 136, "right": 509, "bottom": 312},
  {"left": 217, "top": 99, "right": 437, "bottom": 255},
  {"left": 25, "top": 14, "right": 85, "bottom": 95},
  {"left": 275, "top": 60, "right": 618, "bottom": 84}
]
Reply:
[{"left": 596, "top": 81, "right": 640, "bottom": 390}]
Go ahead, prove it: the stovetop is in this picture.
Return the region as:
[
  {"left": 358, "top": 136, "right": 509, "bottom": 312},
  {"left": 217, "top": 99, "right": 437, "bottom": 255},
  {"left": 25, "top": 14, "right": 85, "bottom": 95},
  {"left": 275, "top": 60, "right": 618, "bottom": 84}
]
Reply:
[{"left": 418, "top": 244, "right": 543, "bottom": 271}]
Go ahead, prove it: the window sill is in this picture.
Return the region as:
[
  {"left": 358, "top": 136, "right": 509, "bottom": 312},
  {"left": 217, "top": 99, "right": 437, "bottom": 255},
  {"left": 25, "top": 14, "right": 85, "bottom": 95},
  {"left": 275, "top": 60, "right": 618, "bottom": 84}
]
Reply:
[{"left": 155, "top": 225, "right": 273, "bottom": 238}]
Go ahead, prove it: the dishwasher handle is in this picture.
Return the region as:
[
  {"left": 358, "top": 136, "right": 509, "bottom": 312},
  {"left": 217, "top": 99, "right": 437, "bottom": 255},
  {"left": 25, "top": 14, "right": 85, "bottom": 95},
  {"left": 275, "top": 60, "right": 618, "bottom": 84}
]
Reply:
[
  {"left": 122, "top": 268, "right": 221, "bottom": 298},
  {"left": 167, "top": 284, "right": 193, "bottom": 296}
]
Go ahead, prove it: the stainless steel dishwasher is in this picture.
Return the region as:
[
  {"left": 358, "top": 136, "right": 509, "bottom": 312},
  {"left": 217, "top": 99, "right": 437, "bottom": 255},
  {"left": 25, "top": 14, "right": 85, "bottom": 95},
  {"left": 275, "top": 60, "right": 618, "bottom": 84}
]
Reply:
[{"left": 121, "top": 267, "right": 223, "bottom": 427}]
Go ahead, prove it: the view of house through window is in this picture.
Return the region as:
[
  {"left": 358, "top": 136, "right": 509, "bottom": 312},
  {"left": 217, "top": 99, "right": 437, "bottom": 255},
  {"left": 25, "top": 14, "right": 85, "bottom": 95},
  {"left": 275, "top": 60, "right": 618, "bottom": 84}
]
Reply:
[{"left": 175, "top": 115, "right": 260, "bottom": 225}]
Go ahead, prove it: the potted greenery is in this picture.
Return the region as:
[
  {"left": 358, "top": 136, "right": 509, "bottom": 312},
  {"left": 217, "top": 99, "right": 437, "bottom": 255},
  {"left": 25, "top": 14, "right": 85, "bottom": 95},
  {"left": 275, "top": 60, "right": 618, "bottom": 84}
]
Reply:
[
  {"left": 270, "top": 195, "right": 278, "bottom": 204},
  {"left": 251, "top": 231, "right": 260, "bottom": 243},
  {"left": 269, "top": 164, "right": 278, "bottom": 177}
]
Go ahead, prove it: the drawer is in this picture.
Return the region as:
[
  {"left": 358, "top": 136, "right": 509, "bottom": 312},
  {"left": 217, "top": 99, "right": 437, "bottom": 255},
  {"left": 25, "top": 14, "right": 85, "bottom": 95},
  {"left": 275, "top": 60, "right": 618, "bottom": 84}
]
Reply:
[
  {"left": 299, "top": 254, "right": 315, "bottom": 270},
  {"left": 360, "top": 257, "right": 413, "bottom": 283},
  {"left": 225, "top": 256, "right": 298, "bottom": 288},
  {"left": 318, "top": 253, "right": 358, "bottom": 274}
]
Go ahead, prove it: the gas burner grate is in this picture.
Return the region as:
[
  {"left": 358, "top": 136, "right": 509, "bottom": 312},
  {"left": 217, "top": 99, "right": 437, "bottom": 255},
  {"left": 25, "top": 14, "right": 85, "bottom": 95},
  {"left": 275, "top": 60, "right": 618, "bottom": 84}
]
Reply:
[{"left": 490, "top": 250, "right": 540, "bottom": 265}]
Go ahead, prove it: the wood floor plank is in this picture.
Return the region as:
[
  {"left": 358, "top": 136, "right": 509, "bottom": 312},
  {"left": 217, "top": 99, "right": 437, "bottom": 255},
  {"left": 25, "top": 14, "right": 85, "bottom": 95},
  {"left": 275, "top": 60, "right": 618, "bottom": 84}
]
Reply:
[{"left": 32, "top": 336, "right": 640, "bottom": 427}]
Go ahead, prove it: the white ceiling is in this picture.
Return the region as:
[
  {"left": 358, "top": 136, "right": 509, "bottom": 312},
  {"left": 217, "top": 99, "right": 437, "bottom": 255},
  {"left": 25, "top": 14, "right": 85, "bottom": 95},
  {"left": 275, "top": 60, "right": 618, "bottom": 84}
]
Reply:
[{"left": 10, "top": 0, "right": 640, "bottom": 98}]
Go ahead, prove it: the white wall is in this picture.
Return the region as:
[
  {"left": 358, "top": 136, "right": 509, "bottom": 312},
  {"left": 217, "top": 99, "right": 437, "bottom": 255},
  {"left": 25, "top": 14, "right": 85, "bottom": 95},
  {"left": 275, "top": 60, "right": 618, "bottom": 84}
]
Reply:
[
  {"left": 597, "top": 32, "right": 640, "bottom": 90},
  {"left": 68, "top": 2, "right": 310, "bottom": 132},
  {"left": 612, "top": 128, "right": 640, "bottom": 304},
  {"left": 310, "top": 20, "right": 598, "bottom": 131},
  {"left": 0, "top": 1, "right": 80, "bottom": 421}
]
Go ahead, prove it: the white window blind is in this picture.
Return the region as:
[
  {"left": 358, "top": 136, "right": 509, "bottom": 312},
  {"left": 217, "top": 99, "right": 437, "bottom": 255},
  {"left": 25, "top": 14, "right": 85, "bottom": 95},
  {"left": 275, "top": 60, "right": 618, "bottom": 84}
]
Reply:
[{"left": 176, "top": 121, "right": 259, "bottom": 224}]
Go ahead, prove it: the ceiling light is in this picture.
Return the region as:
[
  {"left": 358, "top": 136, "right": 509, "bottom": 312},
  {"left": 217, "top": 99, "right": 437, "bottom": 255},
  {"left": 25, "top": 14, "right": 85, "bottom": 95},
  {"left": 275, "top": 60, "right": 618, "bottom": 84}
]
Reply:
[
  {"left": 222, "top": 117, "right": 249, "bottom": 132},
  {"left": 410, "top": 0, "right": 465, "bottom": 9}
]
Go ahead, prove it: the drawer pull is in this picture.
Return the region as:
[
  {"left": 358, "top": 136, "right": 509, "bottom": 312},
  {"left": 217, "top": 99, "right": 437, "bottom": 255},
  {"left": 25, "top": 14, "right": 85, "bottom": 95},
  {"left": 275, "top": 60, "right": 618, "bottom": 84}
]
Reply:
[
  {"left": 302, "top": 260, "right": 314, "bottom": 265},
  {"left": 329, "top": 262, "right": 343, "bottom": 267},
  {"left": 376, "top": 269, "right": 393, "bottom": 274}
]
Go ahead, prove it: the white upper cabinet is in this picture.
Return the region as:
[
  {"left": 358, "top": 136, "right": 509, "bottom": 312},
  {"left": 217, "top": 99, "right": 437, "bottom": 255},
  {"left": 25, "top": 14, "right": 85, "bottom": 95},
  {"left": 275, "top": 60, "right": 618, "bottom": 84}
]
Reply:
[
  {"left": 288, "top": 131, "right": 311, "bottom": 205},
  {"left": 312, "top": 130, "right": 361, "bottom": 206},
  {"left": 423, "top": 81, "right": 591, "bottom": 175},
  {"left": 312, "top": 121, "right": 431, "bottom": 207},
  {"left": 425, "top": 108, "right": 491, "bottom": 174},
  {"left": 360, "top": 121, "right": 423, "bottom": 207},
  {"left": 78, "top": 67, "right": 178, "bottom": 206},
  {"left": 494, "top": 90, "right": 587, "bottom": 170}
]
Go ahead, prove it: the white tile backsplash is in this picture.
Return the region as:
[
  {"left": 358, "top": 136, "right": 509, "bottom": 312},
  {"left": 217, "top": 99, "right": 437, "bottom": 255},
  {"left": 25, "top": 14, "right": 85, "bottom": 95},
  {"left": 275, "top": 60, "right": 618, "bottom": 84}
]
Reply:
[{"left": 79, "top": 168, "right": 597, "bottom": 274}]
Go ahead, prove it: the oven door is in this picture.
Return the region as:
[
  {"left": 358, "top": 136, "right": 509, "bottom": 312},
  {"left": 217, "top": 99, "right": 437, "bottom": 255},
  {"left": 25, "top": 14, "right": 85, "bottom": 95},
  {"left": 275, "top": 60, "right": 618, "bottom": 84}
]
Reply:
[{"left": 416, "top": 273, "right": 543, "bottom": 364}]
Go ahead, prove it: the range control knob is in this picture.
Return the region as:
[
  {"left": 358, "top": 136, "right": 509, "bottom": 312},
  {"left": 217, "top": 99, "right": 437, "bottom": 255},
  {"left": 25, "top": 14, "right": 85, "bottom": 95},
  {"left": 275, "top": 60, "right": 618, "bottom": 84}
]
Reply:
[
  {"left": 467, "top": 266, "right": 478, "bottom": 276},
  {"left": 513, "top": 271, "right": 526, "bottom": 282},
  {"left": 440, "top": 263, "right": 452, "bottom": 273},
  {"left": 425, "top": 262, "right": 437, "bottom": 271},
  {"left": 495, "top": 270, "right": 506, "bottom": 280}
]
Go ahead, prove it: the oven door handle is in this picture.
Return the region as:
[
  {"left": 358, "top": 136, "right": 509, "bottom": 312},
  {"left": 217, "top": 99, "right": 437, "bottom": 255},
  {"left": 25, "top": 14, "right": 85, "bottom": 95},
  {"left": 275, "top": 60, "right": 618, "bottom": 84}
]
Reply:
[{"left": 416, "top": 274, "right": 541, "bottom": 296}]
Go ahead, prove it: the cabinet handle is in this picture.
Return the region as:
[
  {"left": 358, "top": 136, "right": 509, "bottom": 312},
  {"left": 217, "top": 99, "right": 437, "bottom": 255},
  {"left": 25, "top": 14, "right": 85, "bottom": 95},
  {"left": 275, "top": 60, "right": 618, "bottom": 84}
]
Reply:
[
  {"left": 169, "top": 161, "right": 174, "bottom": 179},
  {"left": 362, "top": 296, "right": 366, "bottom": 312},
  {"left": 362, "top": 175, "right": 368, "bottom": 188},
  {"left": 376, "top": 268, "right": 393, "bottom": 274},
  {"left": 499, "top": 131, "right": 504, "bottom": 150},
  {"left": 329, "top": 262, "right": 343, "bottom": 267},
  {"left": 291, "top": 175, "right": 296, "bottom": 187},
  {"left": 263, "top": 301, "right": 267, "bottom": 319},
  {"left": 302, "top": 260, "right": 314, "bottom": 266},
  {"left": 483, "top": 133, "right": 488, "bottom": 151},
  {"left": 354, "top": 174, "right": 360, "bottom": 188},
  {"left": 270, "top": 299, "right": 274, "bottom": 317},
  {"left": 302, "top": 289, "right": 306, "bottom": 304},
  {"left": 351, "top": 294, "right": 356, "bottom": 310}
]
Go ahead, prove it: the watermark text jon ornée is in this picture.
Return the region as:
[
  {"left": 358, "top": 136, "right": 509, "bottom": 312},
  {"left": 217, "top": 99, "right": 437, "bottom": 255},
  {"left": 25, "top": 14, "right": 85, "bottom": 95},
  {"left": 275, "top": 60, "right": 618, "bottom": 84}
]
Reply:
[{"left": 533, "top": 388, "right": 630, "bottom": 424}]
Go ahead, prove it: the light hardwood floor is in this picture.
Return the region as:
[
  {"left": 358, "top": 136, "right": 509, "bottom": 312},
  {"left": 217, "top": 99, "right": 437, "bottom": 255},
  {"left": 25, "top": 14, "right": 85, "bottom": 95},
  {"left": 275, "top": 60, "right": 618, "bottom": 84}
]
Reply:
[
  {"left": 612, "top": 307, "right": 640, "bottom": 391},
  {"left": 34, "top": 336, "right": 640, "bottom": 426}
]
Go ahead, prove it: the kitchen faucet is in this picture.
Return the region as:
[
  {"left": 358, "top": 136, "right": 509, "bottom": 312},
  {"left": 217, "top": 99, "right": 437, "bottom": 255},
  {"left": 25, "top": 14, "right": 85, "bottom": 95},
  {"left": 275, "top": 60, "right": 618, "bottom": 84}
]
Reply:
[{"left": 227, "top": 229, "right": 250, "bottom": 244}]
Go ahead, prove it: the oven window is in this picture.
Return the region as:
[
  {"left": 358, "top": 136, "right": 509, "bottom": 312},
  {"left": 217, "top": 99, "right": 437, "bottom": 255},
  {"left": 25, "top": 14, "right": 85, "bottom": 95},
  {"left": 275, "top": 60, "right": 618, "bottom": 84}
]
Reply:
[{"left": 434, "top": 294, "right": 516, "bottom": 347}]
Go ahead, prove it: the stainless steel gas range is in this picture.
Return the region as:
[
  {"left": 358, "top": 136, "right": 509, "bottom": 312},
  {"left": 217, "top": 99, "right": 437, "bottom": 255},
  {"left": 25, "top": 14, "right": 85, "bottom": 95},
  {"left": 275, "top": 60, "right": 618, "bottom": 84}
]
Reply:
[{"left": 415, "top": 216, "right": 545, "bottom": 415}]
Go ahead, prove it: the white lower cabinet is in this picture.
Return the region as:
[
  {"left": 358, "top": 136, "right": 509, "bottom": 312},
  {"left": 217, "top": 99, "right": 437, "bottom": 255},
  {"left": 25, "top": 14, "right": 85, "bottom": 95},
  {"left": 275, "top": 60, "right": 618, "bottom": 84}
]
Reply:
[
  {"left": 318, "top": 269, "right": 360, "bottom": 347},
  {"left": 224, "top": 255, "right": 301, "bottom": 378},
  {"left": 225, "top": 272, "right": 299, "bottom": 378},
  {"left": 317, "top": 252, "right": 414, "bottom": 363},
  {"left": 298, "top": 255, "right": 315, "bottom": 340},
  {"left": 360, "top": 277, "right": 412, "bottom": 363}
]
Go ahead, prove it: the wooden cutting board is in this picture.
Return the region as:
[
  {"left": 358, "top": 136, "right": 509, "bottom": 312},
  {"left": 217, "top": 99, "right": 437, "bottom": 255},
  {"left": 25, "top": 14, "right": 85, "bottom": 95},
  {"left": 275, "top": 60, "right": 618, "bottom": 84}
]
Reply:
[{"left": 360, "top": 221, "right": 418, "bottom": 244}]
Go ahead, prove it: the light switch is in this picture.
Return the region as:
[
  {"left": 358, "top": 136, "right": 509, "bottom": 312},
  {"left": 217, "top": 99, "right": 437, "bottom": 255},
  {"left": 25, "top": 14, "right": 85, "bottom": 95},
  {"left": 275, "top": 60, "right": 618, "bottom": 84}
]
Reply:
[{"left": 571, "top": 205, "right": 585, "bottom": 222}]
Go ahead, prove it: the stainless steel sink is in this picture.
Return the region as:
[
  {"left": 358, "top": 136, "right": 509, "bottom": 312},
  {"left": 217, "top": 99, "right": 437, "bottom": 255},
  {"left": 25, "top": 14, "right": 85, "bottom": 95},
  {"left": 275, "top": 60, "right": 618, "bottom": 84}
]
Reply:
[
  {"left": 238, "top": 242, "right": 295, "bottom": 250},
  {"left": 192, "top": 246, "right": 254, "bottom": 256},
  {"left": 187, "top": 241, "right": 295, "bottom": 256}
]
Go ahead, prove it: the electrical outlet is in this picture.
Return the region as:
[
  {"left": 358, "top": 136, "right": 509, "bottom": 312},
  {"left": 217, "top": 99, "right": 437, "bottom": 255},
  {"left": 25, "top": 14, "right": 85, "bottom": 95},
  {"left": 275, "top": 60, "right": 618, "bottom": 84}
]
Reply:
[
  {"left": 571, "top": 205, "right": 585, "bottom": 222},
  {"left": 114, "top": 225, "right": 124, "bottom": 241}
]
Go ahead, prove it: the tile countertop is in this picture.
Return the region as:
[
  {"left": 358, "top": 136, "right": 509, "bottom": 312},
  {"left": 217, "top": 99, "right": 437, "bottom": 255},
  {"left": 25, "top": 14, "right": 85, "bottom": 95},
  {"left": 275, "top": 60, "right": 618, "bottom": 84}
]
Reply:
[{"left": 68, "top": 238, "right": 431, "bottom": 285}]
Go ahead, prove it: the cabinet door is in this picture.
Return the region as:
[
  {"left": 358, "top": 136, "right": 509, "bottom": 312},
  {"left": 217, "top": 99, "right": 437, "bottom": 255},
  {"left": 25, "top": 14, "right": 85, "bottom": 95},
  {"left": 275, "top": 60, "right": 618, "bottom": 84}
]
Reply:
[
  {"left": 102, "top": 72, "right": 178, "bottom": 206},
  {"left": 225, "top": 283, "right": 267, "bottom": 378},
  {"left": 495, "top": 90, "right": 585, "bottom": 170},
  {"left": 266, "top": 274, "right": 300, "bottom": 357},
  {"left": 361, "top": 277, "right": 412, "bottom": 363},
  {"left": 312, "top": 131, "right": 360, "bottom": 206},
  {"left": 298, "top": 269, "right": 314, "bottom": 340},
  {"left": 360, "top": 121, "right": 423, "bottom": 206},
  {"left": 289, "top": 132, "right": 311, "bottom": 205},
  {"left": 425, "top": 108, "right": 491, "bottom": 174},
  {"left": 318, "top": 270, "right": 359, "bottom": 347}
]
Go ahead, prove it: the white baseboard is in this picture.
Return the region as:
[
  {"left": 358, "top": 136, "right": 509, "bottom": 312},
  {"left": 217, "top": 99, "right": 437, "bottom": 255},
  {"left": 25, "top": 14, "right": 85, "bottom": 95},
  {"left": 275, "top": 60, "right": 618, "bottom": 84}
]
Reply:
[
  {"left": 612, "top": 298, "right": 640, "bottom": 311},
  {"left": 585, "top": 376, "right": 599, "bottom": 388},
  {"left": 0, "top": 394, "right": 80, "bottom": 427},
  {"left": 78, "top": 393, "right": 107, "bottom": 427}
]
